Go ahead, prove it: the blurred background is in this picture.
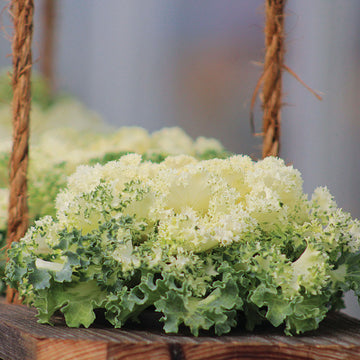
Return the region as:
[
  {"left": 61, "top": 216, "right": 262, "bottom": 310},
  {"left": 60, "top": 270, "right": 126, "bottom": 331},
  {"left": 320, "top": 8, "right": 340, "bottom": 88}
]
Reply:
[{"left": 0, "top": 0, "right": 359, "bottom": 316}]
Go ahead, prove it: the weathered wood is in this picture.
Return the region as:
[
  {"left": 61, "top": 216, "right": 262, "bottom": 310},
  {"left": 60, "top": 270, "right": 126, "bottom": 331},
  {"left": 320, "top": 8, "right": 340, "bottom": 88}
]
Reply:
[{"left": 0, "top": 303, "right": 359, "bottom": 360}]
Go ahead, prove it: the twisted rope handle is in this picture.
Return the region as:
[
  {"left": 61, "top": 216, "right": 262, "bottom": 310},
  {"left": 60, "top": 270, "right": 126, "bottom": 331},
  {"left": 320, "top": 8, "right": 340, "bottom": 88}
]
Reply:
[
  {"left": 6, "top": 0, "right": 34, "bottom": 303},
  {"left": 262, "top": 0, "right": 286, "bottom": 158}
]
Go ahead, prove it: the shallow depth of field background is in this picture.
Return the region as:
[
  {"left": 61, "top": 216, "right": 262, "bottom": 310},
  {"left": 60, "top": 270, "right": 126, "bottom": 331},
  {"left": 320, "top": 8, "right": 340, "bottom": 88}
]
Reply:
[{"left": 1, "top": 0, "right": 360, "bottom": 317}]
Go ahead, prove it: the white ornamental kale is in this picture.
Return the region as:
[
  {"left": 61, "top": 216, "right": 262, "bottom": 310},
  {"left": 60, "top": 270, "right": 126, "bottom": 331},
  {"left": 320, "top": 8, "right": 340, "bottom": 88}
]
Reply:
[{"left": 6, "top": 155, "right": 360, "bottom": 336}]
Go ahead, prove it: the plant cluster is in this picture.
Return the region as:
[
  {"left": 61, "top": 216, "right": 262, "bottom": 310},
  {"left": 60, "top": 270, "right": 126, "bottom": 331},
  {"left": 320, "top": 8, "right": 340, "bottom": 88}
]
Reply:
[{"left": 6, "top": 155, "right": 360, "bottom": 335}]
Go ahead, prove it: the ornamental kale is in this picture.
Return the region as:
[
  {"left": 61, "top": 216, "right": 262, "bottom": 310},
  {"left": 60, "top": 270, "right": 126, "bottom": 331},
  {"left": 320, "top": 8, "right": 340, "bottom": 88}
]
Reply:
[{"left": 6, "top": 155, "right": 360, "bottom": 335}]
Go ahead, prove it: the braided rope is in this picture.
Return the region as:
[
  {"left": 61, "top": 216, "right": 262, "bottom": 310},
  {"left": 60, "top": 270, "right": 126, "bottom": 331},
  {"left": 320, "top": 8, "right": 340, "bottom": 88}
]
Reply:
[
  {"left": 6, "top": 0, "right": 34, "bottom": 303},
  {"left": 262, "top": 0, "right": 286, "bottom": 158}
]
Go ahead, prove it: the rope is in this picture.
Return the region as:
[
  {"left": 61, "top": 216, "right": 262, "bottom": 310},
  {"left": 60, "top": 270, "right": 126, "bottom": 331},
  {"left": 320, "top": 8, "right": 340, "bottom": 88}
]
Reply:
[
  {"left": 41, "top": 0, "right": 56, "bottom": 94},
  {"left": 6, "top": 0, "right": 34, "bottom": 303},
  {"left": 262, "top": 0, "right": 286, "bottom": 158}
]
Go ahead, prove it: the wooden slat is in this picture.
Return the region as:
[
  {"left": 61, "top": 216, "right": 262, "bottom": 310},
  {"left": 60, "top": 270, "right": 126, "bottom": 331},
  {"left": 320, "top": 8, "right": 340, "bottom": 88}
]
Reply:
[{"left": 0, "top": 303, "right": 360, "bottom": 360}]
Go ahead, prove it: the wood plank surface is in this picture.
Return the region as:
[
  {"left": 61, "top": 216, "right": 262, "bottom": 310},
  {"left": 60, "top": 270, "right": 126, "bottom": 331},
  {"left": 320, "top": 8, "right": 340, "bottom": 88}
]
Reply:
[{"left": 0, "top": 303, "right": 359, "bottom": 360}]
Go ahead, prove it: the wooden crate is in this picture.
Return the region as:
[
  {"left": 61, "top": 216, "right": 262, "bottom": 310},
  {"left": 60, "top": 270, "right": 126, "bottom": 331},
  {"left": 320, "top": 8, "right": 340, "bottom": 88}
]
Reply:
[{"left": 0, "top": 303, "right": 360, "bottom": 360}]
